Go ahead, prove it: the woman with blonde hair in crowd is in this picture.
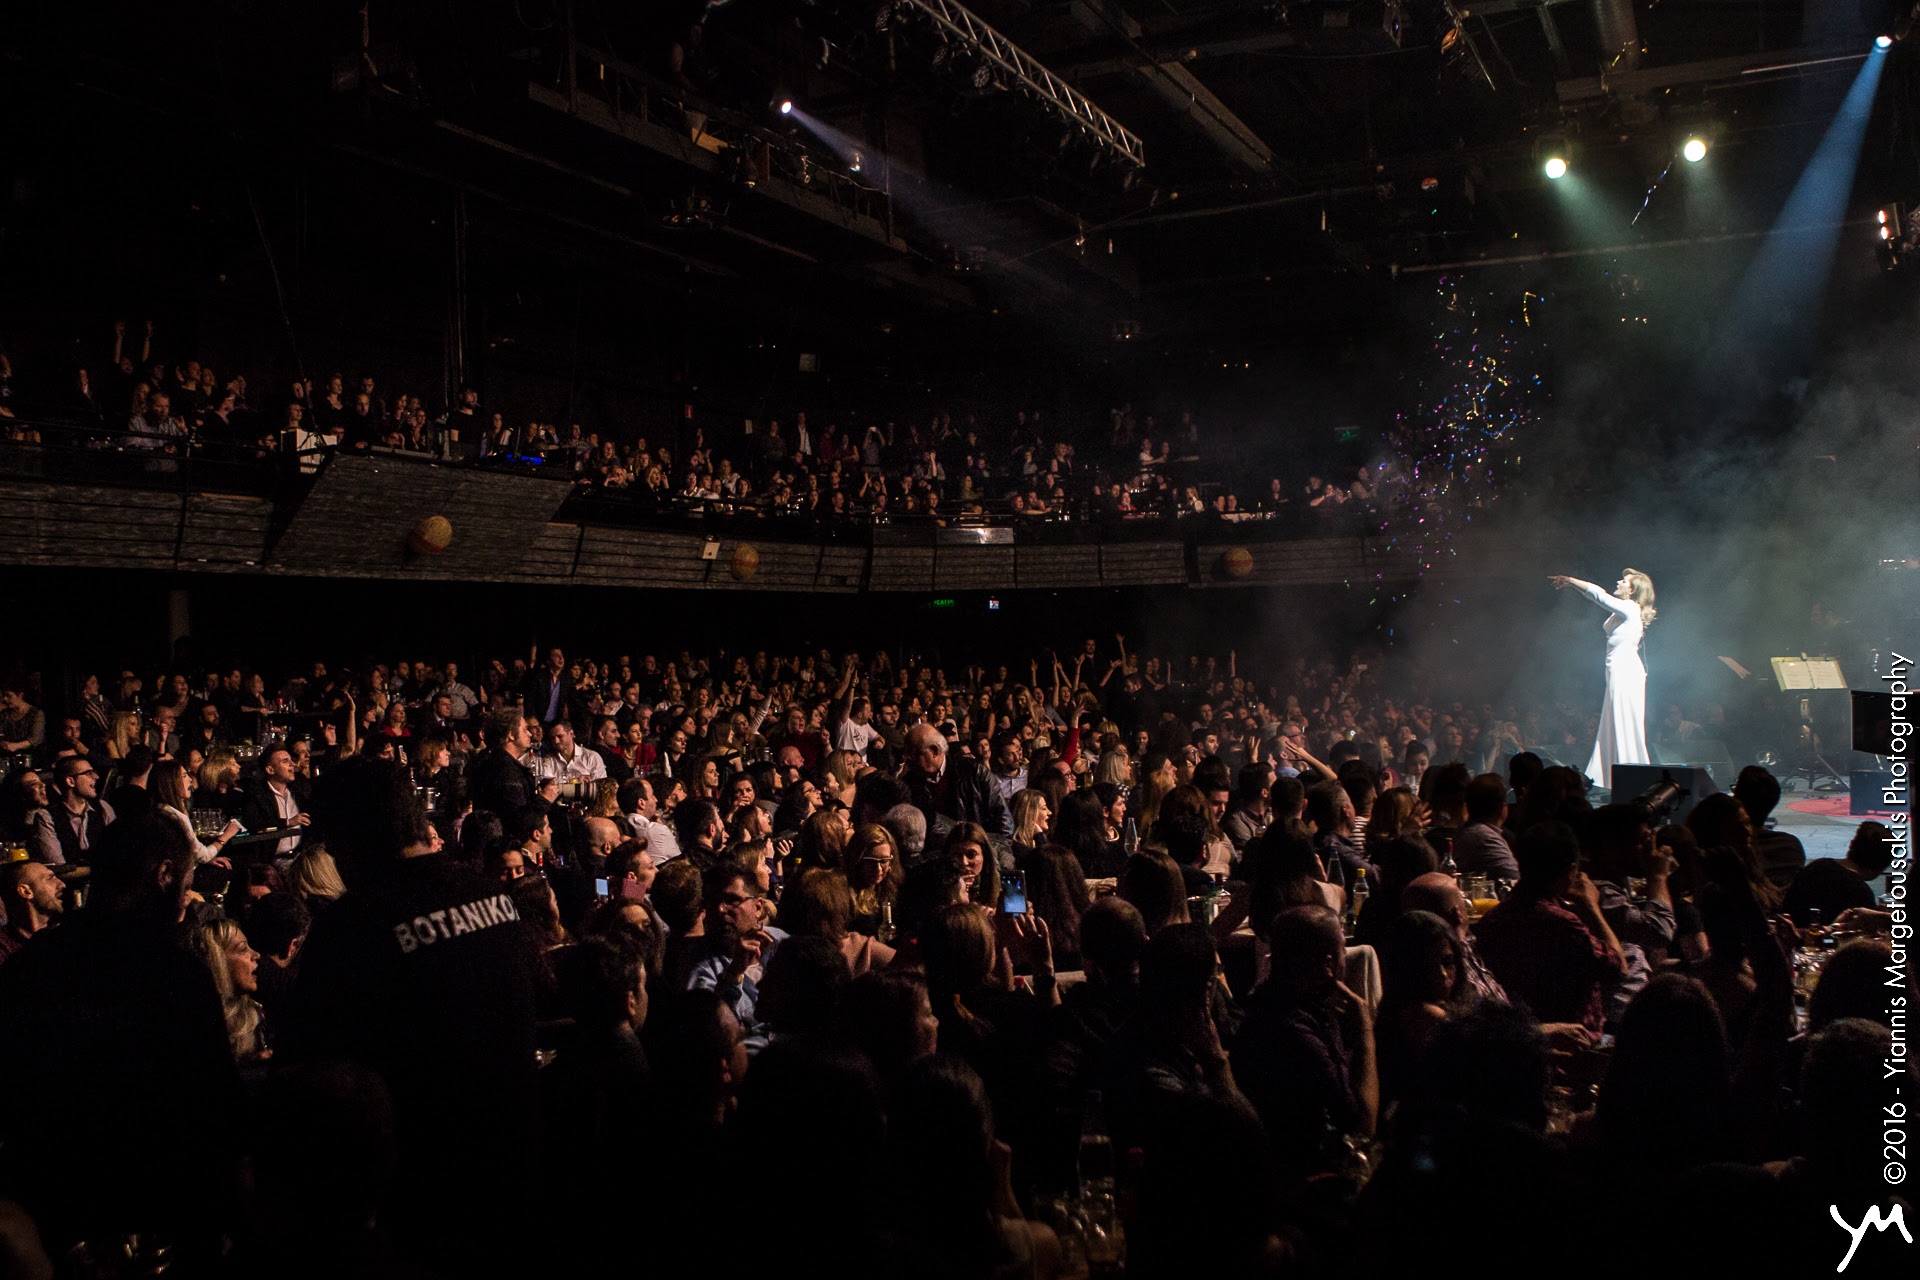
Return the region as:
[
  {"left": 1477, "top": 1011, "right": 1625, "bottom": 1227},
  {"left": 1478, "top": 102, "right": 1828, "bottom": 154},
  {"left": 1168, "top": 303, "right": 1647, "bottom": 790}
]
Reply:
[
  {"left": 106, "top": 710, "right": 142, "bottom": 760},
  {"left": 287, "top": 844, "right": 347, "bottom": 915},
  {"left": 1132, "top": 754, "right": 1178, "bottom": 833},
  {"left": 1009, "top": 789, "right": 1052, "bottom": 864},
  {"left": 195, "top": 917, "right": 267, "bottom": 1064},
  {"left": 823, "top": 749, "right": 863, "bottom": 808},
  {"left": 197, "top": 751, "right": 245, "bottom": 818}
]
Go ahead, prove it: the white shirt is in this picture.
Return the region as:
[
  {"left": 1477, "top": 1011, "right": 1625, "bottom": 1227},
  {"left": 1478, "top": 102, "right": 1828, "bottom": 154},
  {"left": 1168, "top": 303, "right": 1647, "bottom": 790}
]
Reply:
[
  {"left": 834, "top": 719, "right": 882, "bottom": 757},
  {"left": 531, "top": 744, "right": 607, "bottom": 782},
  {"left": 627, "top": 814, "right": 681, "bottom": 862},
  {"left": 268, "top": 781, "right": 303, "bottom": 857}
]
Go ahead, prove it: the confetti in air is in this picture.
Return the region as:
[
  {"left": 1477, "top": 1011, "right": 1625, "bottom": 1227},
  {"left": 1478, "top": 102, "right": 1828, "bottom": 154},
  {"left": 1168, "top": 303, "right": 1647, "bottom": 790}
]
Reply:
[{"left": 1371, "top": 275, "right": 1547, "bottom": 630}]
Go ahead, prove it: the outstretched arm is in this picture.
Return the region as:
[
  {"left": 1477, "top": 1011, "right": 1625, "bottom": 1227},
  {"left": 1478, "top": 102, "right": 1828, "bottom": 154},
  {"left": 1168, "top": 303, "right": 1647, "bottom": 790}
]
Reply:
[{"left": 1550, "top": 575, "right": 1637, "bottom": 620}]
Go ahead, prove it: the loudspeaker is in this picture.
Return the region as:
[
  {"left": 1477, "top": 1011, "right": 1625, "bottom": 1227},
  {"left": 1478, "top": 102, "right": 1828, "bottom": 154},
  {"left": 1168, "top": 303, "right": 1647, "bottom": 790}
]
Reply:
[
  {"left": 1652, "top": 740, "right": 1735, "bottom": 788},
  {"left": 1851, "top": 772, "right": 1899, "bottom": 816},
  {"left": 1852, "top": 692, "right": 1897, "bottom": 756},
  {"left": 1608, "top": 764, "right": 1720, "bottom": 824}
]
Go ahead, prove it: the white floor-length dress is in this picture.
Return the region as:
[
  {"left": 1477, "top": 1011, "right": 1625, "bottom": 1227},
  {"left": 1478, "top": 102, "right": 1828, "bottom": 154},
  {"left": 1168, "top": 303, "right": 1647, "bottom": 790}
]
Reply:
[{"left": 1573, "top": 579, "right": 1650, "bottom": 789}]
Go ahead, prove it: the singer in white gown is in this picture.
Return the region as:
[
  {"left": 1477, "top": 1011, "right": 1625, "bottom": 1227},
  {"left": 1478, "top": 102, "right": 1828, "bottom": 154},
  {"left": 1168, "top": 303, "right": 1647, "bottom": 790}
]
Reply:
[{"left": 1550, "top": 570, "right": 1656, "bottom": 790}]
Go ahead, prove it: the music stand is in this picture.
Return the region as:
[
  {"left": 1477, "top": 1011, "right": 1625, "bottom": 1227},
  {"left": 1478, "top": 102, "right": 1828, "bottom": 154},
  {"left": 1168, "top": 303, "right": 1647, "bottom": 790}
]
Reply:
[{"left": 1769, "top": 655, "right": 1848, "bottom": 791}]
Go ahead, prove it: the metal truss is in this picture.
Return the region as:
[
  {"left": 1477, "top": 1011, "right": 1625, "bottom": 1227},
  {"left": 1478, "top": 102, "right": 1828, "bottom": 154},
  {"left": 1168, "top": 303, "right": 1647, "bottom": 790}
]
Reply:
[{"left": 890, "top": 0, "right": 1146, "bottom": 169}]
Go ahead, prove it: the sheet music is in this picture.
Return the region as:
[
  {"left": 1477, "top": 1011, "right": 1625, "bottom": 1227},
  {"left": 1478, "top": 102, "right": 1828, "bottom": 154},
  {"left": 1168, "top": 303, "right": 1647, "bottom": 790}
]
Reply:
[
  {"left": 1806, "top": 659, "right": 1846, "bottom": 689},
  {"left": 1771, "top": 657, "right": 1813, "bottom": 690}
]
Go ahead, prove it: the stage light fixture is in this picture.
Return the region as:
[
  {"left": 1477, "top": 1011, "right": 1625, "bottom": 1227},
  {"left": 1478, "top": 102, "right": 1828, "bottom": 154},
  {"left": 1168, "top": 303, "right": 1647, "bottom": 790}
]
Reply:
[
  {"left": 1683, "top": 137, "right": 1708, "bottom": 163},
  {"left": 778, "top": 99, "right": 793, "bottom": 115},
  {"left": 1876, "top": 35, "right": 1893, "bottom": 49},
  {"left": 1543, "top": 156, "right": 1568, "bottom": 180}
]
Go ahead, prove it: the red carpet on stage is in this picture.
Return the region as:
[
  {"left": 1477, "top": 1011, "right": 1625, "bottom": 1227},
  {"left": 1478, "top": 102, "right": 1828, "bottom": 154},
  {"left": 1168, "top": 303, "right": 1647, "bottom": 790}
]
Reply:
[{"left": 1784, "top": 796, "right": 1896, "bottom": 818}]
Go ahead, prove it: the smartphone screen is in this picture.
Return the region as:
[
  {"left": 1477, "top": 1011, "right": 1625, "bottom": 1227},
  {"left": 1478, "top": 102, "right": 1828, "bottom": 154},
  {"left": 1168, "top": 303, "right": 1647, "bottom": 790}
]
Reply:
[
  {"left": 1000, "top": 871, "right": 1028, "bottom": 916},
  {"left": 594, "top": 878, "right": 609, "bottom": 898}
]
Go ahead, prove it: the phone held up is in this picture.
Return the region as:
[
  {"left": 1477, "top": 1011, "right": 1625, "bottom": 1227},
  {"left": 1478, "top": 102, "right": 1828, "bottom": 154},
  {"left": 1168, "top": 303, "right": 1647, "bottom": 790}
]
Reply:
[{"left": 1000, "top": 870, "right": 1028, "bottom": 916}]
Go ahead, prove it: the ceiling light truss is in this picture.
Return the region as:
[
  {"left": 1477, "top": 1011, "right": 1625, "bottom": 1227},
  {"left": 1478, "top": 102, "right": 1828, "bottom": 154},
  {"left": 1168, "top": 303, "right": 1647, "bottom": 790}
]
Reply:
[{"left": 889, "top": 0, "right": 1145, "bottom": 170}]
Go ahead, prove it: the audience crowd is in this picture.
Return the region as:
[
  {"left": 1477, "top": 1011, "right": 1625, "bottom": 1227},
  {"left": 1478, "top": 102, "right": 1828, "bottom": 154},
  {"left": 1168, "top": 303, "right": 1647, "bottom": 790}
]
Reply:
[
  {"left": 1, "top": 320, "right": 1448, "bottom": 530},
  {"left": 0, "top": 633, "right": 1906, "bottom": 1278}
]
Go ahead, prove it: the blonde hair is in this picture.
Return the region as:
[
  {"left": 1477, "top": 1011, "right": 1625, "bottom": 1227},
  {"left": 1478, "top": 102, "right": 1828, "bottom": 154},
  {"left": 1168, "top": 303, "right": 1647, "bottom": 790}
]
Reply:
[
  {"left": 195, "top": 917, "right": 264, "bottom": 1061},
  {"left": 1010, "top": 789, "right": 1051, "bottom": 846},
  {"left": 107, "top": 711, "right": 140, "bottom": 760},
  {"left": 288, "top": 846, "right": 347, "bottom": 902},
  {"left": 1622, "top": 568, "right": 1657, "bottom": 629},
  {"left": 198, "top": 750, "right": 240, "bottom": 794}
]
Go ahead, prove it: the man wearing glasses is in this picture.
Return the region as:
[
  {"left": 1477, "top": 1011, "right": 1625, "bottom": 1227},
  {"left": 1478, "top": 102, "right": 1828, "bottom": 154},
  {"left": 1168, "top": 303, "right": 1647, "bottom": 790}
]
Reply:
[{"left": 28, "top": 756, "right": 116, "bottom": 866}]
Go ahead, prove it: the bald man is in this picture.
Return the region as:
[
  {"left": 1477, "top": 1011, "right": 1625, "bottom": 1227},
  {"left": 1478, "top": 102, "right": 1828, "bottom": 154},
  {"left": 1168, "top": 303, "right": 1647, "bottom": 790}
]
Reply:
[{"left": 582, "top": 817, "right": 623, "bottom": 874}]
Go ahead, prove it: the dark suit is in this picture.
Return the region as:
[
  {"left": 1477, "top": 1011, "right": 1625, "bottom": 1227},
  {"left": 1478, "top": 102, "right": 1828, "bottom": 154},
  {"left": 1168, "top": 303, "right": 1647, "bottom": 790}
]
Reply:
[
  {"left": 241, "top": 781, "right": 307, "bottom": 859},
  {"left": 470, "top": 748, "right": 539, "bottom": 822},
  {"left": 521, "top": 670, "right": 575, "bottom": 725}
]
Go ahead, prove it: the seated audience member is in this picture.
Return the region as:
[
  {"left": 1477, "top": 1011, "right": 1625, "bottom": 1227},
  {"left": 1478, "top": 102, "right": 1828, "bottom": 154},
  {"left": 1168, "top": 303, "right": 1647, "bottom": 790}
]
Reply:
[
  {"left": 0, "top": 813, "right": 243, "bottom": 1260},
  {"left": 1106, "top": 924, "right": 1272, "bottom": 1278},
  {"left": 540, "top": 933, "right": 651, "bottom": 1268},
  {"left": 753, "top": 934, "right": 850, "bottom": 1041},
  {"left": 1119, "top": 849, "right": 1191, "bottom": 937},
  {"left": 242, "top": 891, "right": 311, "bottom": 1013},
  {"left": 1732, "top": 764, "right": 1804, "bottom": 889},
  {"left": 1357, "top": 1001, "right": 1577, "bottom": 1278},
  {"left": 1220, "top": 764, "right": 1272, "bottom": 853},
  {"left": 243, "top": 1062, "right": 402, "bottom": 1280},
  {"left": 0, "top": 858, "right": 64, "bottom": 965},
  {"left": 778, "top": 867, "right": 895, "bottom": 974},
  {"left": 1246, "top": 819, "right": 1342, "bottom": 934},
  {"left": 1401, "top": 872, "right": 1507, "bottom": 1007},
  {"left": 195, "top": 917, "right": 268, "bottom": 1064},
  {"left": 1019, "top": 841, "right": 1090, "bottom": 972},
  {"left": 1472, "top": 822, "right": 1626, "bottom": 1035},
  {"left": 28, "top": 754, "right": 116, "bottom": 865},
  {"left": 1352, "top": 833, "right": 1438, "bottom": 948},
  {"left": 882, "top": 1056, "right": 1069, "bottom": 1280},
  {"left": 1782, "top": 820, "right": 1890, "bottom": 926},
  {"left": 1233, "top": 905, "right": 1378, "bottom": 1174},
  {"left": 1304, "top": 779, "right": 1366, "bottom": 890},
  {"left": 840, "top": 969, "right": 938, "bottom": 1097},
  {"left": 1452, "top": 773, "right": 1519, "bottom": 880},
  {"left": 1372, "top": 909, "right": 1461, "bottom": 1103},
  {"left": 684, "top": 866, "right": 784, "bottom": 1055}
]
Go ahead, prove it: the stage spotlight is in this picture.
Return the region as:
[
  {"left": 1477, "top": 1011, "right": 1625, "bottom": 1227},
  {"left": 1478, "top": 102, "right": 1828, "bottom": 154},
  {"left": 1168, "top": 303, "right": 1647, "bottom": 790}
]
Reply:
[
  {"left": 1683, "top": 137, "right": 1708, "bottom": 163},
  {"left": 778, "top": 99, "right": 793, "bottom": 115},
  {"left": 1875, "top": 35, "right": 1893, "bottom": 50},
  {"left": 1543, "top": 156, "right": 1568, "bottom": 180}
]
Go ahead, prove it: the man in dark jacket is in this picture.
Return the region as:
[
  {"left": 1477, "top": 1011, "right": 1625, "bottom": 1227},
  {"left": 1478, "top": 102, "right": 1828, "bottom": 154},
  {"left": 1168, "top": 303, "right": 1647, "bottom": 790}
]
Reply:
[
  {"left": 901, "top": 722, "right": 1005, "bottom": 841},
  {"left": 521, "top": 647, "right": 574, "bottom": 727},
  {"left": 469, "top": 709, "right": 551, "bottom": 824}
]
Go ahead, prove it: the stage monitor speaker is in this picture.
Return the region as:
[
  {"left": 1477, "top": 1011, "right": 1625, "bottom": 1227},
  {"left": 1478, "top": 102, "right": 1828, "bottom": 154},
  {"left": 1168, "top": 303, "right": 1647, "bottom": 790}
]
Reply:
[
  {"left": 1608, "top": 764, "right": 1720, "bottom": 824},
  {"left": 1652, "top": 740, "right": 1735, "bottom": 788},
  {"left": 1852, "top": 691, "right": 1897, "bottom": 756},
  {"left": 1851, "top": 772, "right": 1899, "bottom": 816}
]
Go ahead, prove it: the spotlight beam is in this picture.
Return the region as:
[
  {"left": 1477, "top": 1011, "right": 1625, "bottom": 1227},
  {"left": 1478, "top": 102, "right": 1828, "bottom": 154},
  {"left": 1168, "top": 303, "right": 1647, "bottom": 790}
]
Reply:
[{"left": 1704, "top": 43, "right": 1889, "bottom": 374}]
